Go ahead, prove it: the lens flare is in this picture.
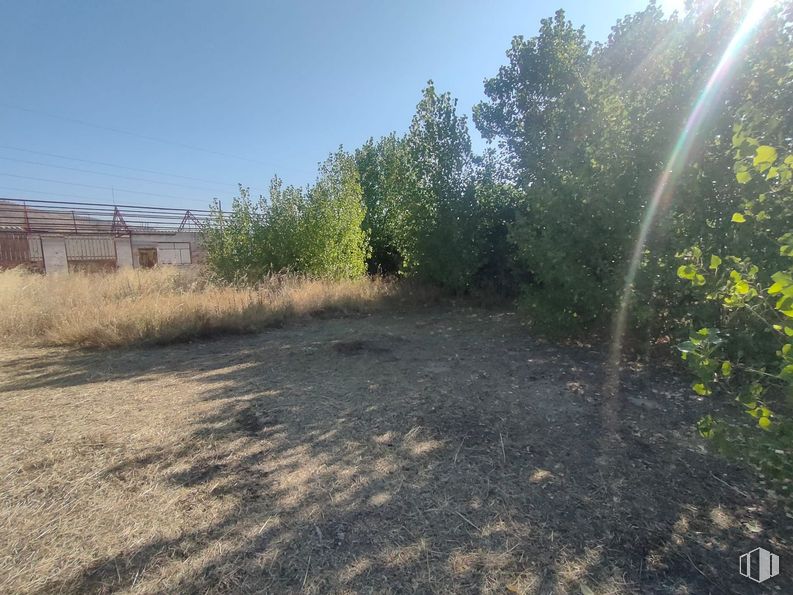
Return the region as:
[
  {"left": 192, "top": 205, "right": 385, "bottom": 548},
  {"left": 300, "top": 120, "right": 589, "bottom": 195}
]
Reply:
[{"left": 603, "top": 0, "right": 775, "bottom": 435}]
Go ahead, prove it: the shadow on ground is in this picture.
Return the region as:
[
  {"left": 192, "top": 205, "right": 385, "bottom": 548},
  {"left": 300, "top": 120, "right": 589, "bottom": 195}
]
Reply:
[{"left": 4, "top": 309, "right": 790, "bottom": 594}]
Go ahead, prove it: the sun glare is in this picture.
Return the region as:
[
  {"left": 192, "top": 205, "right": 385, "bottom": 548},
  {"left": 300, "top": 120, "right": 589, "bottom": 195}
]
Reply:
[
  {"left": 661, "top": 0, "right": 688, "bottom": 16},
  {"left": 606, "top": 0, "right": 777, "bottom": 405}
]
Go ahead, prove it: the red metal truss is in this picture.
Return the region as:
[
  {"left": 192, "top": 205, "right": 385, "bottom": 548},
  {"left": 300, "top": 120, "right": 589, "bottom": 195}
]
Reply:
[{"left": 0, "top": 198, "right": 212, "bottom": 236}]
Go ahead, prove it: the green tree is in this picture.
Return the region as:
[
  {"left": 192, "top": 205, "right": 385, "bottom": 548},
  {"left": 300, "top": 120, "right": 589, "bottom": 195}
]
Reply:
[
  {"left": 300, "top": 148, "right": 370, "bottom": 279},
  {"left": 474, "top": 2, "right": 793, "bottom": 336},
  {"left": 475, "top": 9, "right": 633, "bottom": 330},
  {"left": 473, "top": 9, "right": 591, "bottom": 190},
  {"left": 402, "top": 81, "right": 482, "bottom": 292},
  {"left": 263, "top": 176, "right": 306, "bottom": 273},
  {"left": 203, "top": 150, "right": 369, "bottom": 281},
  {"left": 355, "top": 134, "right": 412, "bottom": 274},
  {"left": 203, "top": 186, "right": 264, "bottom": 282},
  {"left": 470, "top": 149, "right": 523, "bottom": 294}
]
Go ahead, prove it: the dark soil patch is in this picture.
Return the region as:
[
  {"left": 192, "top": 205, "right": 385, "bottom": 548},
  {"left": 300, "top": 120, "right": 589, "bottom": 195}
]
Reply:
[{"left": 332, "top": 338, "right": 393, "bottom": 355}]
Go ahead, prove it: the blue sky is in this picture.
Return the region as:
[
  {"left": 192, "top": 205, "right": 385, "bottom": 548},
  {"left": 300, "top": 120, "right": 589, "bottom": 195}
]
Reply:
[{"left": 0, "top": 1, "right": 681, "bottom": 211}]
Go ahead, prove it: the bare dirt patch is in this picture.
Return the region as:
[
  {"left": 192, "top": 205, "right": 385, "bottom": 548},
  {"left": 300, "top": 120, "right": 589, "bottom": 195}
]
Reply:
[{"left": 0, "top": 308, "right": 790, "bottom": 594}]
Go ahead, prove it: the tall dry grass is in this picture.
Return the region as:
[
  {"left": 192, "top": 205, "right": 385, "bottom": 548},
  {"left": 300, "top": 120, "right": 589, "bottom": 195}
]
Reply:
[{"left": 0, "top": 267, "right": 411, "bottom": 348}]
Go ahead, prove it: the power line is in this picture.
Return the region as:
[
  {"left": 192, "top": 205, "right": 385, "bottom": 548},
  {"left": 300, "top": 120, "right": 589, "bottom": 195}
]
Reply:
[
  {"left": 2, "top": 197, "right": 212, "bottom": 214},
  {"left": 0, "top": 102, "right": 268, "bottom": 165},
  {"left": 0, "top": 144, "right": 235, "bottom": 187},
  {"left": 0, "top": 172, "right": 216, "bottom": 202},
  {"left": 0, "top": 185, "right": 214, "bottom": 208},
  {"left": 0, "top": 155, "right": 233, "bottom": 193}
]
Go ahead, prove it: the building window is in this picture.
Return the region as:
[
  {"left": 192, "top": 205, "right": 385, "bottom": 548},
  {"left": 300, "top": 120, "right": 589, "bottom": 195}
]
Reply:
[{"left": 138, "top": 248, "right": 157, "bottom": 268}]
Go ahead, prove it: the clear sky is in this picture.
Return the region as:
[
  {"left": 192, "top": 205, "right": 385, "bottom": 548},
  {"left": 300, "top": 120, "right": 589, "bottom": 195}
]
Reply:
[{"left": 0, "top": 0, "right": 683, "bottom": 211}]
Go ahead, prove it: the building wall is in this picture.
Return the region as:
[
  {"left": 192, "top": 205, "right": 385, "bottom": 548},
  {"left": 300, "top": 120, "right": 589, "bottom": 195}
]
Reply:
[
  {"left": 114, "top": 238, "right": 134, "bottom": 268},
  {"left": 0, "top": 231, "right": 203, "bottom": 272},
  {"left": 41, "top": 237, "right": 68, "bottom": 273},
  {"left": 0, "top": 233, "right": 43, "bottom": 270},
  {"left": 65, "top": 237, "right": 115, "bottom": 260},
  {"left": 29, "top": 237, "right": 42, "bottom": 261},
  {"left": 130, "top": 232, "right": 201, "bottom": 267},
  {"left": 0, "top": 232, "right": 31, "bottom": 267},
  {"left": 156, "top": 242, "right": 191, "bottom": 265}
]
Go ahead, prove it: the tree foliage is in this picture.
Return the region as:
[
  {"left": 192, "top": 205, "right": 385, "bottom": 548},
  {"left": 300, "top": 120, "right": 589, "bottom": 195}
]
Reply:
[
  {"left": 675, "top": 133, "right": 793, "bottom": 490},
  {"left": 356, "top": 82, "right": 485, "bottom": 292},
  {"left": 204, "top": 149, "right": 368, "bottom": 281},
  {"left": 355, "top": 134, "right": 411, "bottom": 274},
  {"left": 204, "top": 0, "right": 793, "bottom": 488},
  {"left": 400, "top": 82, "right": 482, "bottom": 291},
  {"left": 472, "top": 1, "right": 792, "bottom": 336}
]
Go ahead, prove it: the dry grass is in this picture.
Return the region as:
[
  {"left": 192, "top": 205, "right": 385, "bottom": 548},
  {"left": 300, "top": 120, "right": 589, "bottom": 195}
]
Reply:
[
  {"left": 1, "top": 310, "right": 790, "bottom": 593},
  {"left": 0, "top": 267, "right": 415, "bottom": 348}
]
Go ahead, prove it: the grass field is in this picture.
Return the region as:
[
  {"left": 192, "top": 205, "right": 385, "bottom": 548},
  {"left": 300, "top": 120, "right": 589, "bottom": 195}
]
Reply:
[
  {"left": 0, "top": 268, "right": 412, "bottom": 348},
  {"left": 1, "top": 299, "right": 791, "bottom": 594}
]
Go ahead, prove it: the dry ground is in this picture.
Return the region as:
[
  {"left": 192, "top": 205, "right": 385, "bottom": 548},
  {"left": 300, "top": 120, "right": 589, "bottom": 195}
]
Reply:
[{"left": 1, "top": 307, "right": 790, "bottom": 594}]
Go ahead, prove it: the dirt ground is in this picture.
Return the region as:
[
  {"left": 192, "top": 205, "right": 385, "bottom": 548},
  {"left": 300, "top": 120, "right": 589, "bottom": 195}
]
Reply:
[{"left": 1, "top": 307, "right": 790, "bottom": 594}]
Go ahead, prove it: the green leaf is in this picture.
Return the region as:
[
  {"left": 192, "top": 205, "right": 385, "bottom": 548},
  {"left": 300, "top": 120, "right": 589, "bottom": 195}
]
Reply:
[
  {"left": 731, "top": 212, "right": 746, "bottom": 223},
  {"left": 735, "top": 170, "right": 751, "bottom": 184},
  {"left": 721, "top": 361, "right": 732, "bottom": 377},
  {"left": 732, "top": 125, "right": 744, "bottom": 148},
  {"left": 753, "top": 145, "right": 777, "bottom": 167},
  {"left": 709, "top": 255, "right": 721, "bottom": 270},
  {"left": 692, "top": 383, "right": 711, "bottom": 396},
  {"left": 770, "top": 272, "right": 793, "bottom": 293},
  {"left": 758, "top": 416, "right": 771, "bottom": 429},
  {"left": 776, "top": 295, "right": 793, "bottom": 317},
  {"left": 677, "top": 265, "right": 697, "bottom": 280},
  {"left": 697, "top": 415, "right": 714, "bottom": 438}
]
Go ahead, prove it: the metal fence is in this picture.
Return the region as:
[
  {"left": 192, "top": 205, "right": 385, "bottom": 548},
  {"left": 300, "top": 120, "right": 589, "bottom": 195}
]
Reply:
[{"left": 0, "top": 198, "right": 212, "bottom": 236}]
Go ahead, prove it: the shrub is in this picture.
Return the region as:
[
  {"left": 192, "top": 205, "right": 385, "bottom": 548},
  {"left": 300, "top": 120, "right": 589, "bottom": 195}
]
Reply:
[
  {"left": 675, "top": 134, "right": 792, "bottom": 494},
  {"left": 204, "top": 150, "right": 369, "bottom": 282}
]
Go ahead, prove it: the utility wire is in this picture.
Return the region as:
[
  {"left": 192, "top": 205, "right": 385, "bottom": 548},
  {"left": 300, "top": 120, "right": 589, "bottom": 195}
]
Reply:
[
  {"left": 0, "top": 155, "right": 233, "bottom": 193},
  {"left": 0, "top": 185, "right": 215, "bottom": 208},
  {"left": 0, "top": 172, "right": 214, "bottom": 202},
  {"left": 0, "top": 144, "right": 234, "bottom": 187},
  {"left": 5, "top": 197, "right": 212, "bottom": 213},
  {"left": 0, "top": 102, "right": 268, "bottom": 165}
]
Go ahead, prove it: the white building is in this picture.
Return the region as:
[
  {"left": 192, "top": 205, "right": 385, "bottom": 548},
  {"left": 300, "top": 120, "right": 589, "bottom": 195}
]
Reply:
[{"left": 0, "top": 199, "right": 207, "bottom": 273}]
